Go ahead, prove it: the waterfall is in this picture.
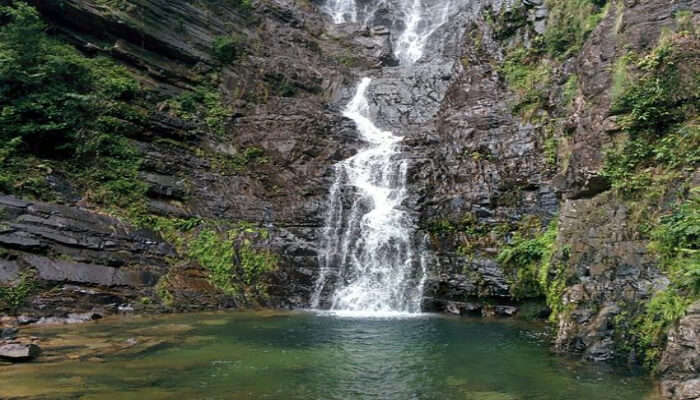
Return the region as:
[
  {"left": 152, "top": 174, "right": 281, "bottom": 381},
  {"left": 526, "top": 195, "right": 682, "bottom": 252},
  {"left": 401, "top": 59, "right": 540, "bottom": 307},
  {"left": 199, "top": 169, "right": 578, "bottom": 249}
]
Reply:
[{"left": 312, "top": 0, "right": 454, "bottom": 315}]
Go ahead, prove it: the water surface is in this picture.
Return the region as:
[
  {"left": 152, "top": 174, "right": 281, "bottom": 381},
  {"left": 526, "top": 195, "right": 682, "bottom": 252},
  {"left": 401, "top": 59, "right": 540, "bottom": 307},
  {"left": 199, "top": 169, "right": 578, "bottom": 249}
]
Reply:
[{"left": 1, "top": 311, "right": 659, "bottom": 399}]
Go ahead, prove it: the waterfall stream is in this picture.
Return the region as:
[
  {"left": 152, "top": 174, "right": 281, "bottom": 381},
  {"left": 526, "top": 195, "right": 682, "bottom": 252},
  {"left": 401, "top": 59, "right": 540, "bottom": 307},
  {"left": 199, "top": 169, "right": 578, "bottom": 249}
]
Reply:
[{"left": 312, "top": 0, "right": 455, "bottom": 315}]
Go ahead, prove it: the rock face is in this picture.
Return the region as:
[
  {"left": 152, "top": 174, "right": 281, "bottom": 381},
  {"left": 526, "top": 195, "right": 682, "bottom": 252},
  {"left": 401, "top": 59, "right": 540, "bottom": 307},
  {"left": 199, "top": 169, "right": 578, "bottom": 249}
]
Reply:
[
  {"left": 1, "top": 0, "right": 698, "bottom": 397},
  {"left": 659, "top": 302, "right": 700, "bottom": 400}
]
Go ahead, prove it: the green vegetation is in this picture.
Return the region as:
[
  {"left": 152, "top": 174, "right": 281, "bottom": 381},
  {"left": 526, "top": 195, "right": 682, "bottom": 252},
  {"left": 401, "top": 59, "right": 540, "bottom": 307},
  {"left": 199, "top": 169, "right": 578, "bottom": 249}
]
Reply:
[
  {"left": 626, "top": 194, "right": 700, "bottom": 368},
  {"left": 602, "top": 34, "right": 699, "bottom": 195},
  {"left": 425, "top": 213, "right": 503, "bottom": 256},
  {"left": 189, "top": 225, "right": 278, "bottom": 298},
  {"left": 165, "top": 87, "right": 231, "bottom": 136},
  {"left": 0, "top": 271, "right": 35, "bottom": 315},
  {"left": 0, "top": 1, "right": 148, "bottom": 211},
  {"left": 497, "top": 218, "right": 558, "bottom": 300},
  {"left": 227, "top": 0, "right": 253, "bottom": 12},
  {"left": 542, "top": 0, "right": 608, "bottom": 59},
  {"left": 146, "top": 216, "right": 278, "bottom": 300},
  {"left": 495, "top": 0, "right": 608, "bottom": 119},
  {"left": 213, "top": 34, "right": 246, "bottom": 64},
  {"left": 603, "top": 31, "right": 699, "bottom": 369},
  {"left": 499, "top": 47, "right": 551, "bottom": 118}
]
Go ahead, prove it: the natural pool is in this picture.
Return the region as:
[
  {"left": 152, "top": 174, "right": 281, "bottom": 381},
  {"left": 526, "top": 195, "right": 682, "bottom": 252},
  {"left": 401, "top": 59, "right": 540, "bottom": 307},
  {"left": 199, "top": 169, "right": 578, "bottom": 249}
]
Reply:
[{"left": 1, "top": 311, "right": 659, "bottom": 399}]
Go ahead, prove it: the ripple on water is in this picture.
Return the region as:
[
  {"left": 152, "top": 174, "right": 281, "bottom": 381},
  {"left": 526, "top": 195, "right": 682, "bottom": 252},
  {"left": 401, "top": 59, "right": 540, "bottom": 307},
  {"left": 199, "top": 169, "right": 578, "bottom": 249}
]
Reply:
[{"left": 1, "top": 311, "right": 661, "bottom": 400}]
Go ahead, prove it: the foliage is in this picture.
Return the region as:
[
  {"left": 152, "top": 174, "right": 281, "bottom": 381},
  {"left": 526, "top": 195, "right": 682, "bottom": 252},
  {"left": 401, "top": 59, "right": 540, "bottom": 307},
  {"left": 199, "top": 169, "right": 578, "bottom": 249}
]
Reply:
[
  {"left": 0, "top": 1, "right": 148, "bottom": 211},
  {"left": 614, "top": 192, "right": 699, "bottom": 369},
  {"left": 0, "top": 2, "right": 141, "bottom": 156},
  {"left": 602, "top": 34, "right": 700, "bottom": 195},
  {"left": 497, "top": 218, "right": 558, "bottom": 301},
  {"left": 0, "top": 271, "right": 35, "bottom": 315},
  {"left": 633, "top": 289, "right": 693, "bottom": 367},
  {"left": 601, "top": 32, "right": 699, "bottom": 369},
  {"left": 561, "top": 74, "right": 579, "bottom": 107},
  {"left": 184, "top": 223, "right": 278, "bottom": 297},
  {"left": 499, "top": 46, "right": 550, "bottom": 118},
  {"left": 542, "top": 0, "right": 608, "bottom": 59},
  {"left": 212, "top": 34, "right": 246, "bottom": 65},
  {"left": 165, "top": 87, "right": 231, "bottom": 136},
  {"left": 226, "top": 0, "right": 253, "bottom": 12},
  {"left": 611, "top": 42, "right": 686, "bottom": 134}
]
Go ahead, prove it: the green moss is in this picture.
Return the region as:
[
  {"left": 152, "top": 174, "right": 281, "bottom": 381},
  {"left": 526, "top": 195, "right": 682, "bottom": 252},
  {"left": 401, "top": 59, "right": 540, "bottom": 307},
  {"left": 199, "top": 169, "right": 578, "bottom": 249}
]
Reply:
[
  {"left": 561, "top": 74, "right": 579, "bottom": 107},
  {"left": 155, "top": 275, "right": 175, "bottom": 307},
  {"left": 603, "top": 32, "right": 699, "bottom": 368},
  {"left": 145, "top": 216, "right": 278, "bottom": 299},
  {"left": 489, "top": 3, "right": 529, "bottom": 41},
  {"left": 610, "top": 51, "right": 635, "bottom": 101},
  {"left": 499, "top": 46, "right": 551, "bottom": 118}
]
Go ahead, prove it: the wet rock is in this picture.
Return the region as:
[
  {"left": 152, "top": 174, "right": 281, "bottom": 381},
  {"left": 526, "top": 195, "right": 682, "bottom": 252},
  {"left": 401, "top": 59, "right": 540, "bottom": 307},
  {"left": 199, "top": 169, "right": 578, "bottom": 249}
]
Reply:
[
  {"left": 659, "top": 301, "right": 700, "bottom": 400},
  {"left": 494, "top": 306, "right": 518, "bottom": 317},
  {"left": 446, "top": 301, "right": 482, "bottom": 316},
  {"left": 0, "top": 343, "right": 41, "bottom": 362},
  {"left": 1, "top": 328, "right": 18, "bottom": 339},
  {"left": 17, "top": 315, "right": 38, "bottom": 325},
  {"left": 24, "top": 255, "right": 157, "bottom": 287}
]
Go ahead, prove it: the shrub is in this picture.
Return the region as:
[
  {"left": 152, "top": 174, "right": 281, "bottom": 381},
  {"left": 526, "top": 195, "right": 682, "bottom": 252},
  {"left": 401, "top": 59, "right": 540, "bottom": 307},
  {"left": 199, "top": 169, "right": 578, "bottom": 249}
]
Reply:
[
  {"left": 602, "top": 35, "right": 700, "bottom": 194},
  {"left": 542, "top": 0, "right": 608, "bottom": 58},
  {"left": 0, "top": 271, "right": 35, "bottom": 315},
  {"left": 165, "top": 87, "right": 230, "bottom": 135},
  {"left": 212, "top": 34, "right": 246, "bottom": 64},
  {"left": 0, "top": 1, "right": 148, "bottom": 211},
  {"left": 188, "top": 225, "right": 278, "bottom": 297},
  {"left": 497, "top": 218, "right": 558, "bottom": 302}
]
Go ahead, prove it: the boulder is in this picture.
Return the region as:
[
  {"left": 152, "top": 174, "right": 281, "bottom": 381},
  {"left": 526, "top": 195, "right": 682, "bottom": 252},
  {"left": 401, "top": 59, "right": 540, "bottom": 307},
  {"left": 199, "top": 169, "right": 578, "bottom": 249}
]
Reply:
[{"left": 0, "top": 343, "right": 41, "bottom": 362}]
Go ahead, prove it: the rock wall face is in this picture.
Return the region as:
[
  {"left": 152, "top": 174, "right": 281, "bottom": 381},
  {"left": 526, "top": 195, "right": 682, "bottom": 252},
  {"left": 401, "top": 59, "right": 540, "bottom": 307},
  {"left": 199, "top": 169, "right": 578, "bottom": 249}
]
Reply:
[
  {"left": 1, "top": 0, "right": 383, "bottom": 314},
  {"left": 409, "top": 0, "right": 699, "bottom": 396}
]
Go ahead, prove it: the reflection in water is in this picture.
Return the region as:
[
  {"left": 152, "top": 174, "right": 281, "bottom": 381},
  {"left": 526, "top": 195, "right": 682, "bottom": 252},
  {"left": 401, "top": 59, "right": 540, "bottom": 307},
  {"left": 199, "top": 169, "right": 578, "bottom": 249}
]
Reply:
[{"left": 0, "top": 312, "right": 659, "bottom": 400}]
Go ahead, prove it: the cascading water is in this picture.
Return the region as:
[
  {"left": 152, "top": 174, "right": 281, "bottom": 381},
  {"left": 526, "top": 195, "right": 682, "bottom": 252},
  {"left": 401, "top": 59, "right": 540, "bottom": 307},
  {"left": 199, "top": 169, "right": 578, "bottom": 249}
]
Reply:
[
  {"left": 312, "top": 0, "right": 456, "bottom": 315},
  {"left": 312, "top": 78, "right": 421, "bottom": 314}
]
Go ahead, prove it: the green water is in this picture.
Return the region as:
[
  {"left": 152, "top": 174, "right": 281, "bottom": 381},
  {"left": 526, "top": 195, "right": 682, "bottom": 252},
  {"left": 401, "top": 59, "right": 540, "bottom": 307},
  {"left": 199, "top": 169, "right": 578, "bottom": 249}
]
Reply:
[{"left": 1, "top": 311, "right": 659, "bottom": 399}]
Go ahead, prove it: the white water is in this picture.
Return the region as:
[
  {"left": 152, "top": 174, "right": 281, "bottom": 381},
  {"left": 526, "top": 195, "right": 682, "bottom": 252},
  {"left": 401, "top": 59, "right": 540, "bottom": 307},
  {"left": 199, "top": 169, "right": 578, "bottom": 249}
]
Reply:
[
  {"left": 323, "top": 0, "right": 454, "bottom": 64},
  {"left": 312, "top": 0, "right": 454, "bottom": 315},
  {"left": 312, "top": 78, "right": 423, "bottom": 314}
]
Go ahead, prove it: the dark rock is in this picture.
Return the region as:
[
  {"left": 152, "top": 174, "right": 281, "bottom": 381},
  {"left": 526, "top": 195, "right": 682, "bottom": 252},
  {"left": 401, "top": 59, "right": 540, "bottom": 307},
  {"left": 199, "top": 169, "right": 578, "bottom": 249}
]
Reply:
[
  {"left": 0, "top": 328, "right": 18, "bottom": 339},
  {"left": 659, "top": 301, "right": 700, "bottom": 400},
  {"left": 24, "top": 255, "right": 157, "bottom": 287},
  {"left": 494, "top": 306, "right": 518, "bottom": 316},
  {"left": 16, "top": 315, "right": 37, "bottom": 325},
  {"left": 0, "top": 343, "right": 41, "bottom": 362},
  {"left": 0, "top": 260, "right": 20, "bottom": 283}
]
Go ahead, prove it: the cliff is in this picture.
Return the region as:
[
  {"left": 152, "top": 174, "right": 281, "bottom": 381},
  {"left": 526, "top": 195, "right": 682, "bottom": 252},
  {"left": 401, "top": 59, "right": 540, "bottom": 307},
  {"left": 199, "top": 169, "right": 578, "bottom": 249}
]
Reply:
[{"left": 0, "top": 0, "right": 698, "bottom": 397}]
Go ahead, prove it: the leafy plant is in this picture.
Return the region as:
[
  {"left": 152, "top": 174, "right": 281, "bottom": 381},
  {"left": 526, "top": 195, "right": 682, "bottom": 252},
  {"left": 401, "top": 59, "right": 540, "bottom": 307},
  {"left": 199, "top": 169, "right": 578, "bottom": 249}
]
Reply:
[
  {"left": 212, "top": 34, "right": 246, "bottom": 64},
  {"left": 188, "top": 225, "right": 278, "bottom": 297},
  {"left": 165, "top": 87, "right": 231, "bottom": 136},
  {"left": 0, "top": 271, "right": 35, "bottom": 315},
  {"left": 542, "top": 0, "right": 608, "bottom": 59},
  {"left": 495, "top": 218, "right": 571, "bottom": 320}
]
